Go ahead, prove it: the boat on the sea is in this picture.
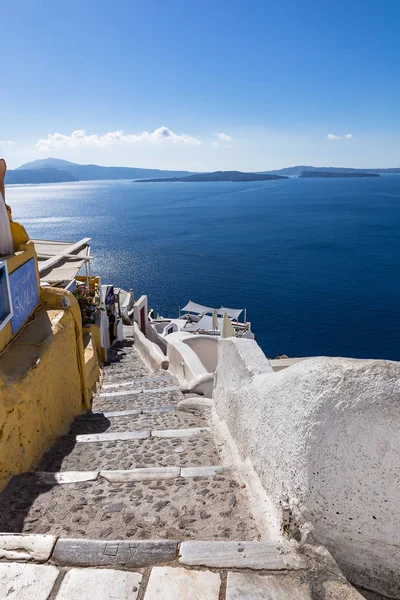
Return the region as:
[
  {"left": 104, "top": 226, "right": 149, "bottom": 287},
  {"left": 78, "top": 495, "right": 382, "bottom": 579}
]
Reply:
[{"left": 149, "top": 299, "right": 255, "bottom": 340}]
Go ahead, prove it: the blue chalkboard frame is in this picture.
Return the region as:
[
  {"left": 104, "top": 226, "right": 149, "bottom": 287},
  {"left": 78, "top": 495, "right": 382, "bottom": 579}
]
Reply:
[
  {"left": 0, "top": 260, "right": 13, "bottom": 332},
  {"left": 9, "top": 258, "right": 39, "bottom": 334}
]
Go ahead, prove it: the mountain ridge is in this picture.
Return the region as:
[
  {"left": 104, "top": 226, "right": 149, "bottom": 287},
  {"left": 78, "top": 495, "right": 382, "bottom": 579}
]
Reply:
[{"left": 4, "top": 158, "right": 400, "bottom": 185}]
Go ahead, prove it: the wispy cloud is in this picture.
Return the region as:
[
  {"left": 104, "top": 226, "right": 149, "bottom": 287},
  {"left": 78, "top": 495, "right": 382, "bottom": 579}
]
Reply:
[
  {"left": 0, "top": 140, "right": 15, "bottom": 145},
  {"left": 211, "top": 142, "right": 219, "bottom": 146},
  {"left": 327, "top": 132, "right": 353, "bottom": 140},
  {"left": 215, "top": 132, "right": 232, "bottom": 141},
  {"left": 36, "top": 126, "right": 201, "bottom": 151}
]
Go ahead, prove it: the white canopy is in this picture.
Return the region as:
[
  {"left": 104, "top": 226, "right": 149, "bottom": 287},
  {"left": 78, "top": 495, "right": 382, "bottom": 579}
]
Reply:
[
  {"left": 34, "top": 238, "right": 91, "bottom": 283},
  {"left": 182, "top": 300, "right": 244, "bottom": 320},
  {"left": 181, "top": 301, "right": 214, "bottom": 314},
  {"left": 218, "top": 306, "right": 244, "bottom": 319}
]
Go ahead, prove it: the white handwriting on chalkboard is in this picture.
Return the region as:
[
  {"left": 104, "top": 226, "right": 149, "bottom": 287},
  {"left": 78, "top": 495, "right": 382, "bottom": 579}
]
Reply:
[{"left": 13, "top": 283, "right": 37, "bottom": 317}]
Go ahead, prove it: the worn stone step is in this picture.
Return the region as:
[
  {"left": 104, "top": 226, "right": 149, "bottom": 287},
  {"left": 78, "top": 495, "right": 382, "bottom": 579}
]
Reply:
[
  {"left": 92, "top": 388, "right": 183, "bottom": 413},
  {"left": 69, "top": 410, "right": 207, "bottom": 436},
  {"left": 0, "top": 474, "right": 258, "bottom": 541},
  {"left": 75, "top": 427, "right": 209, "bottom": 444},
  {"left": 179, "top": 541, "right": 307, "bottom": 570},
  {"left": 102, "top": 375, "right": 175, "bottom": 390},
  {"left": 37, "top": 431, "right": 222, "bottom": 472},
  {"left": 99, "top": 385, "right": 181, "bottom": 398},
  {"left": 52, "top": 538, "right": 177, "bottom": 567}
]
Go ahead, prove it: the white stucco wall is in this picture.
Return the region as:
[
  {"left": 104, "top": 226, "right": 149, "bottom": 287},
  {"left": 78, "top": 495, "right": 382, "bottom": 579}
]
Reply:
[
  {"left": 213, "top": 338, "right": 400, "bottom": 598},
  {"left": 133, "top": 322, "right": 169, "bottom": 371},
  {"left": 182, "top": 335, "right": 218, "bottom": 373}
]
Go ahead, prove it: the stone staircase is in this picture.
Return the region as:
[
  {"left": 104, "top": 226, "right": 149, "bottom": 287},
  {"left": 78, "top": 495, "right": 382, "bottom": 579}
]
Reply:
[{"left": 0, "top": 335, "right": 365, "bottom": 599}]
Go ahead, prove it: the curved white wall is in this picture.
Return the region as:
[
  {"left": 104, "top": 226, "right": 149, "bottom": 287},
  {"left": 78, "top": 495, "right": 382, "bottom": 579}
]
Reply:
[
  {"left": 213, "top": 338, "right": 400, "bottom": 598},
  {"left": 182, "top": 335, "right": 218, "bottom": 373}
]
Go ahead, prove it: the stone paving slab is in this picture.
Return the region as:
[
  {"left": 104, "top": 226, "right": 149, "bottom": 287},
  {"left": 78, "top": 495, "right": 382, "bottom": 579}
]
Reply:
[
  {"left": 37, "top": 471, "right": 98, "bottom": 484},
  {"left": 226, "top": 572, "right": 313, "bottom": 599},
  {"left": 56, "top": 567, "right": 142, "bottom": 600},
  {"left": 152, "top": 427, "right": 210, "bottom": 438},
  {"left": 102, "top": 375, "right": 175, "bottom": 389},
  {"left": 57, "top": 434, "right": 222, "bottom": 471},
  {"left": 102, "top": 407, "right": 174, "bottom": 418},
  {"left": 181, "top": 466, "right": 227, "bottom": 478},
  {"left": 100, "top": 467, "right": 181, "bottom": 482},
  {"left": 0, "top": 562, "right": 59, "bottom": 600},
  {"left": 144, "top": 566, "right": 220, "bottom": 600},
  {"left": 100, "top": 385, "right": 181, "bottom": 398},
  {"left": 179, "top": 541, "right": 307, "bottom": 570},
  {"left": 0, "top": 477, "right": 258, "bottom": 540},
  {"left": 52, "top": 539, "right": 177, "bottom": 567},
  {"left": 0, "top": 533, "right": 56, "bottom": 562},
  {"left": 76, "top": 431, "right": 150, "bottom": 443}
]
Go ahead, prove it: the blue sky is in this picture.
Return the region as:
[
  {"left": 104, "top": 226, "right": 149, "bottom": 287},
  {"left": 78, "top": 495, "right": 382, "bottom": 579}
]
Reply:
[{"left": 1, "top": 0, "right": 399, "bottom": 170}]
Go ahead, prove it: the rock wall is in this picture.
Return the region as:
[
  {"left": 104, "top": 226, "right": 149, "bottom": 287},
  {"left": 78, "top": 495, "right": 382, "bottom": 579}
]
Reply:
[{"left": 213, "top": 338, "right": 400, "bottom": 598}]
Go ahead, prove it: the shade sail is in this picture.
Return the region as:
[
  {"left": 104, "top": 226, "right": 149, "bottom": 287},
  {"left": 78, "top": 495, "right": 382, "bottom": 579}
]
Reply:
[
  {"left": 182, "top": 300, "right": 244, "bottom": 320},
  {"left": 181, "top": 301, "right": 215, "bottom": 314},
  {"left": 33, "top": 238, "right": 91, "bottom": 283},
  {"left": 218, "top": 306, "right": 244, "bottom": 319}
]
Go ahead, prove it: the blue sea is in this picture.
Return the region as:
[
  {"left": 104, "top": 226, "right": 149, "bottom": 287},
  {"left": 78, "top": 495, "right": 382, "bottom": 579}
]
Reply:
[{"left": 6, "top": 175, "right": 400, "bottom": 360}]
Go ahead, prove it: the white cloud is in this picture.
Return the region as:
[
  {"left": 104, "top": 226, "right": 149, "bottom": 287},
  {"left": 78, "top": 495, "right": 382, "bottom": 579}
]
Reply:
[
  {"left": 36, "top": 126, "right": 201, "bottom": 151},
  {"left": 0, "top": 140, "right": 15, "bottom": 145},
  {"left": 327, "top": 133, "right": 340, "bottom": 140},
  {"left": 211, "top": 142, "right": 219, "bottom": 146},
  {"left": 345, "top": 133, "right": 353, "bottom": 139},
  {"left": 215, "top": 132, "right": 232, "bottom": 141}
]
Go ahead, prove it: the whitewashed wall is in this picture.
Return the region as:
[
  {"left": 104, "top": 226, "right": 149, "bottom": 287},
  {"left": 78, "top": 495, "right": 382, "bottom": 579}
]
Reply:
[{"left": 213, "top": 338, "right": 400, "bottom": 598}]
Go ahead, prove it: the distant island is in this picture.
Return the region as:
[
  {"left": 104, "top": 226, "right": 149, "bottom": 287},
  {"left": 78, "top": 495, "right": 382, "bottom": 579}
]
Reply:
[
  {"left": 300, "top": 171, "right": 380, "bottom": 179},
  {"left": 3, "top": 157, "right": 399, "bottom": 185},
  {"left": 134, "top": 171, "right": 288, "bottom": 183},
  {"left": 6, "top": 167, "right": 78, "bottom": 184}
]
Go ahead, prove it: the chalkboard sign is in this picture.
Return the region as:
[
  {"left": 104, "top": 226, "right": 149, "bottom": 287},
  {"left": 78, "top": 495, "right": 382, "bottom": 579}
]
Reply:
[{"left": 9, "top": 258, "right": 39, "bottom": 334}]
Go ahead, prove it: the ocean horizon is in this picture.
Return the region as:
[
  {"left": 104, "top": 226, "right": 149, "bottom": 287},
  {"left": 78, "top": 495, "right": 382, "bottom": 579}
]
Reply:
[{"left": 7, "top": 175, "right": 400, "bottom": 361}]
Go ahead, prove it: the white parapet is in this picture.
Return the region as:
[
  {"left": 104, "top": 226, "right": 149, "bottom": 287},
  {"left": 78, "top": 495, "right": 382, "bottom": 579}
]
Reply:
[
  {"left": 213, "top": 337, "right": 400, "bottom": 598},
  {"left": 133, "top": 321, "right": 169, "bottom": 371}
]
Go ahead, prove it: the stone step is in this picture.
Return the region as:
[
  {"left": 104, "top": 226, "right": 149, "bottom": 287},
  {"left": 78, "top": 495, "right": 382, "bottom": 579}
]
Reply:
[
  {"left": 99, "top": 385, "right": 182, "bottom": 398},
  {"left": 38, "top": 430, "right": 222, "bottom": 472},
  {"left": 0, "top": 473, "right": 259, "bottom": 541},
  {"left": 102, "top": 375, "right": 175, "bottom": 390},
  {"left": 36, "top": 466, "right": 227, "bottom": 485},
  {"left": 92, "top": 388, "right": 183, "bottom": 413},
  {"left": 69, "top": 409, "right": 207, "bottom": 436},
  {"left": 75, "top": 427, "right": 210, "bottom": 443}
]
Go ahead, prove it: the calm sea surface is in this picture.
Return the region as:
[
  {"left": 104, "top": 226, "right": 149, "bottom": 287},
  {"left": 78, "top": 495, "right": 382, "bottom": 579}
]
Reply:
[{"left": 6, "top": 175, "right": 400, "bottom": 360}]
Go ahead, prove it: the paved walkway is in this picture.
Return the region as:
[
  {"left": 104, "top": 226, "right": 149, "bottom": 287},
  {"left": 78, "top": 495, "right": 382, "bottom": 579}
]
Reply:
[{"left": 0, "top": 336, "right": 364, "bottom": 598}]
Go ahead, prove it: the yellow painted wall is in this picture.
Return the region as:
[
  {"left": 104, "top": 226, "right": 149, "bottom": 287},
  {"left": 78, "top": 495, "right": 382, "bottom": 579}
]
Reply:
[{"left": 0, "top": 304, "right": 86, "bottom": 491}]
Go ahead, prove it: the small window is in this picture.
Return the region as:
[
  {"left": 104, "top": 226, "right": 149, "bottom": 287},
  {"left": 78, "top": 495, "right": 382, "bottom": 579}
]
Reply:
[
  {"left": 168, "top": 327, "right": 174, "bottom": 334},
  {"left": 0, "top": 260, "right": 12, "bottom": 331}
]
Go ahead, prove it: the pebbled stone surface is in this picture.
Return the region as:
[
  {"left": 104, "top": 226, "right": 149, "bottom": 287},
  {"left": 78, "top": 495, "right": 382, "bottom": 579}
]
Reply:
[
  {"left": 0, "top": 475, "right": 259, "bottom": 541},
  {"left": 34, "top": 431, "right": 222, "bottom": 472},
  {"left": 93, "top": 389, "right": 183, "bottom": 413},
  {"left": 69, "top": 410, "right": 207, "bottom": 435}
]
